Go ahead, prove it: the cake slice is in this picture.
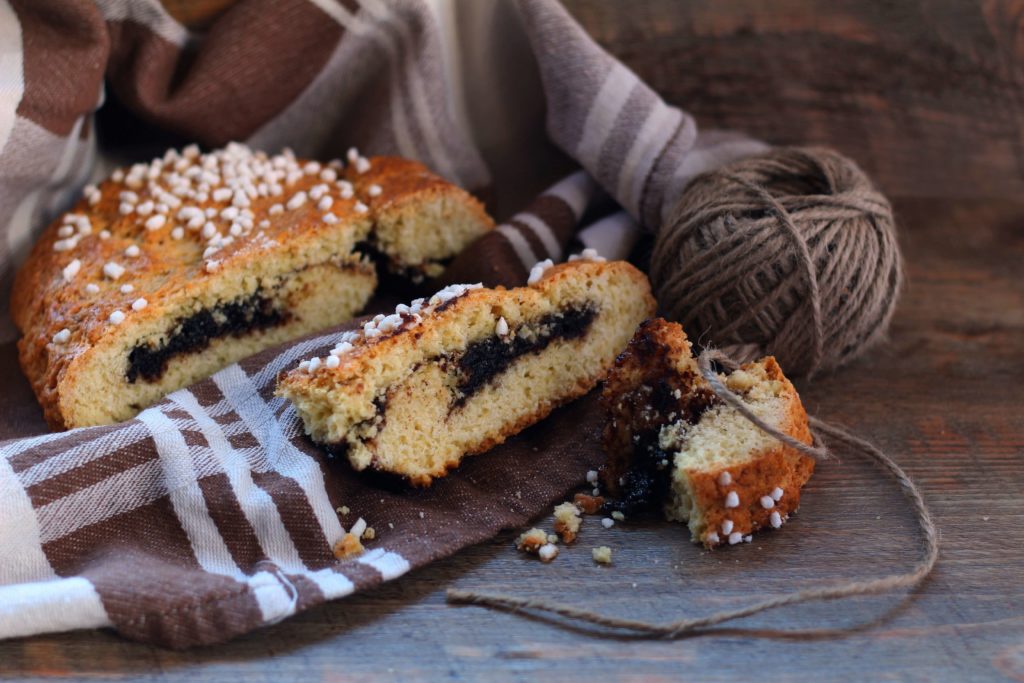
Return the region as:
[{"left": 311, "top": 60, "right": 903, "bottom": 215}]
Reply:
[
  {"left": 277, "top": 258, "right": 656, "bottom": 485},
  {"left": 600, "top": 318, "right": 814, "bottom": 547},
  {"left": 12, "top": 143, "right": 493, "bottom": 429}
]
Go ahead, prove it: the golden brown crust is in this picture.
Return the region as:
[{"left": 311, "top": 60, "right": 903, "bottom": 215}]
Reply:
[
  {"left": 688, "top": 358, "right": 814, "bottom": 548},
  {"left": 12, "top": 147, "right": 492, "bottom": 429}
]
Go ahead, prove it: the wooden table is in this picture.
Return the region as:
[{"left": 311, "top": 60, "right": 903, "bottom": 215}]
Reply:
[{"left": 2, "top": 2, "right": 1023, "bottom": 681}]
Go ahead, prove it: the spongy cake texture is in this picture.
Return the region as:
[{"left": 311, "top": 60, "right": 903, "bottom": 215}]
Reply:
[
  {"left": 601, "top": 318, "right": 814, "bottom": 547},
  {"left": 277, "top": 258, "right": 656, "bottom": 485},
  {"left": 13, "top": 143, "right": 493, "bottom": 429}
]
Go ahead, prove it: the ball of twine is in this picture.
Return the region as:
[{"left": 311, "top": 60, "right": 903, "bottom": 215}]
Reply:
[{"left": 650, "top": 146, "right": 902, "bottom": 378}]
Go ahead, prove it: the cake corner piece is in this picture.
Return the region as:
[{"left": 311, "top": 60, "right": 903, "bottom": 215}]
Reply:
[
  {"left": 600, "top": 317, "right": 815, "bottom": 548},
  {"left": 277, "top": 257, "right": 657, "bottom": 486}
]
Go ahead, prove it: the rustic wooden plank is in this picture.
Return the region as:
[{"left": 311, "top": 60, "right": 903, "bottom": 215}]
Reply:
[
  {"left": 561, "top": 0, "right": 1024, "bottom": 202},
  {"left": 0, "top": 195, "right": 1021, "bottom": 681}
]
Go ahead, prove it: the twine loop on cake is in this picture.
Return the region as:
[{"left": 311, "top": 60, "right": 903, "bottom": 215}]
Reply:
[
  {"left": 446, "top": 349, "right": 938, "bottom": 638},
  {"left": 650, "top": 147, "right": 902, "bottom": 378}
]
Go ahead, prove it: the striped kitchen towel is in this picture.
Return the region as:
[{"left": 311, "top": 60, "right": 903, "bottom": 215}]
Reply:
[{"left": 0, "top": 0, "right": 764, "bottom": 647}]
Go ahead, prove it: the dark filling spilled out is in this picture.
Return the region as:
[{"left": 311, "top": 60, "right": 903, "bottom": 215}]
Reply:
[
  {"left": 453, "top": 304, "right": 598, "bottom": 405},
  {"left": 605, "top": 383, "right": 719, "bottom": 515},
  {"left": 126, "top": 291, "right": 287, "bottom": 383}
]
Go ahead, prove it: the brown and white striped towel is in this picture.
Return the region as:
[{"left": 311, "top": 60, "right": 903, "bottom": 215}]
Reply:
[{"left": 0, "top": 0, "right": 764, "bottom": 647}]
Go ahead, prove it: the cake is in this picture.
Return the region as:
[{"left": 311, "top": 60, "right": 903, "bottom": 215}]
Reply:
[
  {"left": 277, "top": 257, "right": 656, "bottom": 485},
  {"left": 600, "top": 318, "right": 814, "bottom": 548},
  {"left": 12, "top": 143, "right": 493, "bottom": 429}
]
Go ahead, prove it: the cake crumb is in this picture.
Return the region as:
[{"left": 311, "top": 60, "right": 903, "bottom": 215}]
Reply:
[
  {"left": 336, "top": 505, "right": 350, "bottom": 515},
  {"left": 515, "top": 528, "right": 548, "bottom": 554},
  {"left": 362, "top": 526, "right": 376, "bottom": 540},
  {"left": 333, "top": 533, "right": 364, "bottom": 559},
  {"left": 553, "top": 502, "right": 581, "bottom": 543},
  {"left": 592, "top": 546, "right": 613, "bottom": 564},
  {"left": 573, "top": 493, "right": 605, "bottom": 514},
  {"left": 538, "top": 543, "right": 559, "bottom": 563},
  {"left": 601, "top": 518, "right": 614, "bottom": 529},
  {"left": 610, "top": 510, "right": 625, "bottom": 522}
]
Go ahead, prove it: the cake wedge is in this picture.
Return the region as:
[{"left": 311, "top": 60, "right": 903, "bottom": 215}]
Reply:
[
  {"left": 277, "top": 257, "right": 656, "bottom": 485},
  {"left": 600, "top": 318, "right": 814, "bottom": 547}
]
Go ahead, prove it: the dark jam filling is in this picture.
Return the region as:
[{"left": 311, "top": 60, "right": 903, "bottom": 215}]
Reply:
[
  {"left": 453, "top": 304, "right": 598, "bottom": 405},
  {"left": 604, "top": 384, "right": 719, "bottom": 515},
  {"left": 126, "top": 291, "right": 287, "bottom": 383}
]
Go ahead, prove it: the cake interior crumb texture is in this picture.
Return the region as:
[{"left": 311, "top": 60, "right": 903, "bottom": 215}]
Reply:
[
  {"left": 278, "top": 260, "right": 656, "bottom": 485},
  {"left": 601, "top": 318, "right": 814, "bottom": 547}
]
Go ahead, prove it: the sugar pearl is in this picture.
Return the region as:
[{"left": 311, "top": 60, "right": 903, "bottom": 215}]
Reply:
[
  {"left": 368, "top": 184, "right": 382, "bottom": 197},
  {"left": 132, "top": 297, "right": 148, "bottom": 311},
  {"left": 103, "top": 262, "right": 125, "bottom": 280},
  {"left": 495, "top": 316, "right": 509, "bottom": 336},
  {"left": 109, "top": 310, "right": 125, "bottom": 324},
  {"left": 721, "top": 519, "right": 734, "bottom": 535},
  {"left": 527, "top": 258, "right": 553, "bottom": 285},
  {"left": 85, "top": 283, "right": 100, "bottom": 294},
  {"left": 62, "top": 259, "right": 81, "bottom": 281},
  {"left": 760, "top": 495, "right": 775, "bottom": 509},
  {"left": 718, "top": 471, "right": 732, "bottom": 486},
  {"left": 724, "top": 491, "right": 740, "bottom": 508},
  {"left": 770, "top": 511, "right": 783, "bottom": 528},
  {"left": 120, "top": 284, "right": 134, "bottom": 293},
  {"left": 145, "top": 214, "right": 166, "bottom": 231},
  {"left": 771, "top": 487, "right": 784, "bottom": 501},
  {"left": 52, "top": 328, "right": 71, "bottom": 344},
  {"left": 124, "top": 245, "right": 141, "bottom": 258}
]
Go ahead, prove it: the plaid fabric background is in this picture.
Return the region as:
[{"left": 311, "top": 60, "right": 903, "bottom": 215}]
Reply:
[{"left": 0, "top": 0, "right": 764, "bottom": 646}]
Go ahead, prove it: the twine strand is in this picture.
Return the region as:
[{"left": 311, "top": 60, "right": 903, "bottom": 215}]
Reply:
[{"left": 446, "top": 350, "right": 938, "bottom": 638}]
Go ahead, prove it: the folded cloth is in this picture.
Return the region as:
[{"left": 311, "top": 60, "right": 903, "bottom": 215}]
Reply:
[{"left": 0, "top": 0, "right": 764, "bottom": 646}]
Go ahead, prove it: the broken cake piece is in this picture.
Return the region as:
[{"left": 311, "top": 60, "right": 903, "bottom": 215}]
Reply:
[
  {"left": 277, "top": 258, "right": 656, "bottom": 485},
  {"left": 600, "top": 318, "right": 815, "bottom": 548}
]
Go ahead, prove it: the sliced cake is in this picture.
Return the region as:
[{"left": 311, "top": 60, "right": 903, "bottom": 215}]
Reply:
[
  {"left": 12, "top": 143, "right": 493, "bottom": 428},
  {"left": 601, "top": 318, "right": 814, "bottom": 547},
  {"left": 277, "top": 257, "right": 656, "bottom": 486}
]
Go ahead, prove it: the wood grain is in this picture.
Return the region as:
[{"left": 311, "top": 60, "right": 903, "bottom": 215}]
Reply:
[
  {"left": 1, "top": 2, "right": 1023, "bottom": 681},
  {"left": 562, "top": 0, "right": 1024, "bottom": 202}
]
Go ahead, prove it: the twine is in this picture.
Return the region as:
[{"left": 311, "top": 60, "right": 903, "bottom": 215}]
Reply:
[
  {"left": 446, "top": 349, "right": 938, "bottom": 638},
  {"left": 649, "top": 147, "right": 902, "bottom": 378}
]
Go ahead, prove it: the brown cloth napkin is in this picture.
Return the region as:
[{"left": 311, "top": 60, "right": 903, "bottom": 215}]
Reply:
[{"left": 0, "top": 0, "right": 763, "bottom": 647}]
